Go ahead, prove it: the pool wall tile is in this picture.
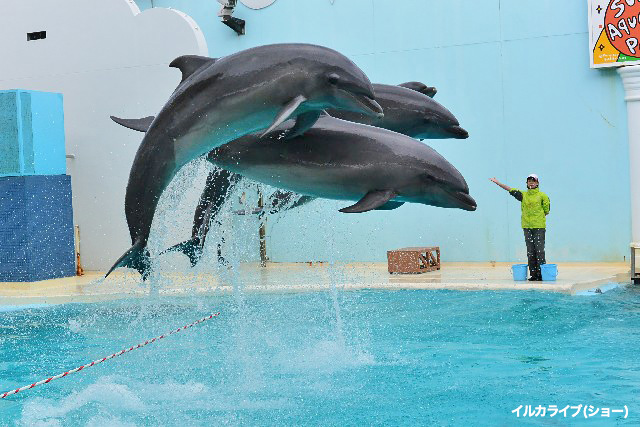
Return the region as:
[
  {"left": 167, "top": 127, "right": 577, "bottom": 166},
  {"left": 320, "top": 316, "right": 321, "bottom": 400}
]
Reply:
[{"left": 0, "top": 175, "right": 75, "bottom": 282}]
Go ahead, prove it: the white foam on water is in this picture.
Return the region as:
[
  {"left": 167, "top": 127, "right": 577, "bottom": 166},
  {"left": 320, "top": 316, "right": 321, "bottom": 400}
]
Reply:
[
  {"left": 135, "top": 380, "right": 208, "bottom": 402},
  {"left": 18, "top": 375, "right": 294, "bottom": 425},
  {"left": 66, "top": 318, "right": 84, "bottom": 333},
  {"left": 277, "top": 339, "right": 376, "bottom": 374},
  {"left": 19, "top": 379, "right": 145, "bottom": 426},
  {"left": 574, "top": 282, "right": 623, "bottom": 296}
]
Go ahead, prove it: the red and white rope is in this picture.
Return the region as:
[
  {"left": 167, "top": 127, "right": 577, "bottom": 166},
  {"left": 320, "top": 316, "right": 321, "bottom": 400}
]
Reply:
[{"left": 1, "top": 312, "right": 220, "bottom": 399}]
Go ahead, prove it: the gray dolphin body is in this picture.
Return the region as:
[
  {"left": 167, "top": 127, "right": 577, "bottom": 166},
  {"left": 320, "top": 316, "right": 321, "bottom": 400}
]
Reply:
[
  {"left": 327, "top": 83, "right": 468, "bottom": 139},
  {"left": 106, "top": 43, "right": 384, "bottom": 278},
  {"left": 208, "top": 115, "right": 476, "bottom": 213}
]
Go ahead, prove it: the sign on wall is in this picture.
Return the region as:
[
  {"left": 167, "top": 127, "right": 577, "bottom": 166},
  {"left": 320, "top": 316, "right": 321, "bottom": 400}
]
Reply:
[{"left": 589, "top": 0, "right": 640, "bottom": 68}]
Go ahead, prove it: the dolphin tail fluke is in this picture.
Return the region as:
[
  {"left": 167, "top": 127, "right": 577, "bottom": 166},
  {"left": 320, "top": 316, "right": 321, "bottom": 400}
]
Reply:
[
  {"left": 159, "top": 237, "right": 203, "bottom": 267},
  {"left": 105, "top": 240, "right": 151, "bottom": 280}
]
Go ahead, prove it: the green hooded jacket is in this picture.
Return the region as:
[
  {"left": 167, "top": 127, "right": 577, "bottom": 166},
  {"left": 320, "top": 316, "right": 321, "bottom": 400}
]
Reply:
[{"left": 509, "top": 187, "right": 550, "bottom": 229}]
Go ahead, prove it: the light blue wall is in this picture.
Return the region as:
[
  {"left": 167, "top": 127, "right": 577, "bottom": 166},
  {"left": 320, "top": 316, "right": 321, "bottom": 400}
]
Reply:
[
  {"left": 0, "top": 90, "right": 66, "bottom": 177},
  {"left": 28, "top": 91, "right": 66, "bottom": 176},
  {"left": 136, "top": 0, "right": 630, "bottom": 262}
]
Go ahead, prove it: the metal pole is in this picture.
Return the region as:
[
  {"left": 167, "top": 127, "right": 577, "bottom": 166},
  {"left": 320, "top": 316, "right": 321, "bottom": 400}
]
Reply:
[
  {"left": 632, "top": 245, "right": 639, "bottom": 285},
  {"left": 74, "top": 225, "right": 84, "bottom": 276},
  {"left": 258, "top": 189, "right": 267, "bottom": 266}
]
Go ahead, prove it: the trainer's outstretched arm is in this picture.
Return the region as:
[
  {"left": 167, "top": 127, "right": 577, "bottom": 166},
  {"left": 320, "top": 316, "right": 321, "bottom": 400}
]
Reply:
[{"left": 489, "top": 177, "right": 511, "bottom": 192}]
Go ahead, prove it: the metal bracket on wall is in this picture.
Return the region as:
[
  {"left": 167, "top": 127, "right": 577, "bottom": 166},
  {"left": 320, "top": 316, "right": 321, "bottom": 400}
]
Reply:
[
  {"left": 218, "top": 0, "right": 245, "bottom": 35},
  {"left": 222, "top": 16, "right": 245, "bottom": 35}
]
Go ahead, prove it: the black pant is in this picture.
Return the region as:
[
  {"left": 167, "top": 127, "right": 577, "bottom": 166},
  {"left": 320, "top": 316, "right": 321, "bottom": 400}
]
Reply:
[{"left": 523, "top": 228, "right": 546, "bottom": 279}]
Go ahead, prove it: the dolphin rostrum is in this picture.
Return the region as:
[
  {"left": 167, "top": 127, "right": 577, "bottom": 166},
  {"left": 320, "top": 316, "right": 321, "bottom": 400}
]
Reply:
[{"left": 106, "top": 44, "right": 384, "bottom": 279}]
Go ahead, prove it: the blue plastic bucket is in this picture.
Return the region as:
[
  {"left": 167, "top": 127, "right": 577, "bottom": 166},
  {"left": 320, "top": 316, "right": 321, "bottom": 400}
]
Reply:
[
  {"left": 541, "top": 264, "right": 558, "bottom": 281},
  {"left": 511, "top": 264, "right": 528, "bottom": 281}
]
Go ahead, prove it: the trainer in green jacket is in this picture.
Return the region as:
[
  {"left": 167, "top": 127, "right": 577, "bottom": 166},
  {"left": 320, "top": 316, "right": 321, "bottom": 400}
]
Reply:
[{"left": 490, "top": 174, "right": 550, "bottom": 281}]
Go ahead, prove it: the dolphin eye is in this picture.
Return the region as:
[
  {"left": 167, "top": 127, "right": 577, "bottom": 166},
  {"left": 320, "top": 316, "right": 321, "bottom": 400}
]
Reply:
[
  {"left": 422, "top": 174, "right": 443, "bottom": 185},
  {"left": 423, "top": 113, "right": 436, "bottom": 124},
  {"left": 327, "top": 73, "right": 340, "bottom": 85}
]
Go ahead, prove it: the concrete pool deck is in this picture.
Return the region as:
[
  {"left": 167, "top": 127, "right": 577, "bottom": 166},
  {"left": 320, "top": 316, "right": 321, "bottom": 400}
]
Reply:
[{"left": 0, "top": 262, "right": 631, "bottom": 306}]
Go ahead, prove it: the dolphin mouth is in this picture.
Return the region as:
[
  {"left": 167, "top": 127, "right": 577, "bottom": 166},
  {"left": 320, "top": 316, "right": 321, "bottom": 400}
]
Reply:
[
  {"left": 348, "top": 91, "right": 384, "bottom": 118},
  {"left": 449, "top": 125, "right": 469, "bottom": 139},
  {"left": 450, "top": 191, "right": 477, "bottom": 211}
]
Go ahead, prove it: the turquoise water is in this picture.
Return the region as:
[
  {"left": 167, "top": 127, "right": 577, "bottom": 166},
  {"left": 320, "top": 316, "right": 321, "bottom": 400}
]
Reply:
[{"left": 1, "top": 286, "right": 639, "bottom": 425}]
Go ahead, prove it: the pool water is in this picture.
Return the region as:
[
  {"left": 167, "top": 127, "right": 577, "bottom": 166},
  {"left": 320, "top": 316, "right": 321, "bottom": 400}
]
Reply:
[{"left": 1, "top": 286, "right": 639, "bottom": 425}]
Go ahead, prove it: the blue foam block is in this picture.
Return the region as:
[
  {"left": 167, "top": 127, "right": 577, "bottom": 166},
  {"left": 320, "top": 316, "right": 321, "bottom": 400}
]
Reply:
[
  {"left": 0, "top": 175, "right": 75, "bottom": 282},
  {"left": 0, "top": 90, "right": 66, "bottom": 176}
]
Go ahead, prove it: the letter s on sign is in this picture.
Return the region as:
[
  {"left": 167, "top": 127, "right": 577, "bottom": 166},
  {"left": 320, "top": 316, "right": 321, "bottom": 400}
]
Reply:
[{"left": 611, "top": 0, "right": 626, "bottom": 18}]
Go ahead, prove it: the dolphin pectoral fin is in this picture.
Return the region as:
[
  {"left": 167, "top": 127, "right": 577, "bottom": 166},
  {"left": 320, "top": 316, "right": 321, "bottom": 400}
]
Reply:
[
  {"left": 160, "top": 238, "right": 203, "bottom": 267},
  {"left": 283, "top": 111, "right": 321, "bottom": 139},
  {"left": 169, "top": 55, "right": 217, "bottom": 85},
  {"left": 339, "top": 190, "right": 398, "bottom": 213},
  {"left": 105, "top": 240, "right": 151, "bottom": 280},
  {"left": 260, "top": 95, "right": 307, "bottom": 138},
  {"left": 375, "top": 201, "right": 405, "bottom": 211},
  {"left": 399, "top": 82, "right": 437, "bottom": 98},
  {"left": 110, "top": 115, "right": 155, "bottom": 133}
]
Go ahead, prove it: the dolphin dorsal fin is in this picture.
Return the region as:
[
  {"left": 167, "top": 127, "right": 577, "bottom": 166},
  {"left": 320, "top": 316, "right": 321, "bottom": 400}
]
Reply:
[
  {"left": 339, "top": 190, "right": 398, "bottom": 213},
  {"left": 110, "top": 115, "right": 155, "bottom": 132},
  {"left": 399, "top": 81, "right": 437, "bottom": 98},
  {"left": 169, "top": 55, "right": 217, "bottom": 85}
]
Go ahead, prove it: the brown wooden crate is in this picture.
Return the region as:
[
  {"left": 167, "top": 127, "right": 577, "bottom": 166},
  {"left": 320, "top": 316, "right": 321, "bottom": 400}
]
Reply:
[{"left": 387, "top": 247, "right": 440, "bottom": 274}]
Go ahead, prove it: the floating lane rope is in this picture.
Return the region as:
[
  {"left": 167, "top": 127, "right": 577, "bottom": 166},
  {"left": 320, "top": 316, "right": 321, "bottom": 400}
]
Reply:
[{"left": 1, "top": 312, "right": 220, "bottom": 399}]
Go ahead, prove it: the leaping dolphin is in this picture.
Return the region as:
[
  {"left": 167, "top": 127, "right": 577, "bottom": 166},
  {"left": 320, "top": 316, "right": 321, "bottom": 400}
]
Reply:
[
  {"left": 110, "top": 81, "right": 463, "bottom": 140},
  {"left": 106, "top": 43, "right": 384, "bottom": 279},
  {"left": 327, "top": 83, "right": 468, "bottom": 140},
  {"left": 207, "top": 115, "right": 476, "bottom": 214},
  {"left": 112, "top": 81, "right": 471, "bottom": 266}
]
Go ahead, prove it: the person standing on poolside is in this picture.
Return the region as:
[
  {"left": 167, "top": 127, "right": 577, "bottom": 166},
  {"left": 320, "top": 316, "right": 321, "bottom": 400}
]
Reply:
[{"left": 490, "top": 174, "right": 550, "bottom": 281}]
